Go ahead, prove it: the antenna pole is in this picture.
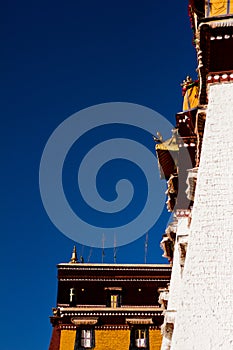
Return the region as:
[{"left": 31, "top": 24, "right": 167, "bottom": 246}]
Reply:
[
  {"left": 144, "top": 232, "right": 149, "bottom": 264},
  {"left": 87, "top": 247, "right": 92, "bottom": 263},
  {"left": 102, "top": 233, "right": 105, "bottom": 263},
  {"left": 114, "top": 233, "right": 117, "bottom": 263}
]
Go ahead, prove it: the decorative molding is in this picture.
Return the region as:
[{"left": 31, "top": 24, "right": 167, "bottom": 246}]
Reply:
[
  {"left": 61, "top": 311, "right": 162, "bottom": 317},
  {"left": 207, "top": 72, "right": 233, "bottom": 84},
  {"left": 59, "top": 278, "right": 171, "bottom": 282},
  {"left": 58, "top": 305, "right": 162, "bottom": 309},
  {"left": 208, "top": 20, "right": 233, "bottom": 28},
  {"left": 58, "top": 264, "right": 171, "bottom": 272},
  {"left": 126, "top": 318, "right": 154, "bottom": 325},
  {"left": 71, "top": 317, "right": 98, "bottom": 326},
  {"left": 60, "top": 325, "right": 76, "bottom": 330},
  {"left": 175, "top": 209, "right": 191, "bottom": 218},
  {"left": 104, "top": 287, "right": 122, "bottom": 291},
  {"left": 95, "top": 325, "right": 129, "bottom": 330}
]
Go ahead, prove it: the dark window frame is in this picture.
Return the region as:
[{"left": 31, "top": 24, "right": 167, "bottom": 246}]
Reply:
[
  {"left": 106, "top": 290, "right": 122, "bottom": 308},
  {"left": 129, "top": 326, "right": 149, "bottom": 350},
  {"left": 74, "top": 327, "right": 95, "bottom": 350}
]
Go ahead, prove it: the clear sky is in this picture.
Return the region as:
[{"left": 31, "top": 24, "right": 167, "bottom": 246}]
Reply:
[{"left": 2, "top": 1, "right": 197, "bottom": 349}]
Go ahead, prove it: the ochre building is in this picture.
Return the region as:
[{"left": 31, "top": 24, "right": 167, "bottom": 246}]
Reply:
[{"left": 49, "top": 249, "right": 171, "bottom": 350}]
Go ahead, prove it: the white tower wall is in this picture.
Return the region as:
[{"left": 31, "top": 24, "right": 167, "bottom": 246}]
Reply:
[{"left": 171, "top": 83, "right": 233, "bottom": 350}]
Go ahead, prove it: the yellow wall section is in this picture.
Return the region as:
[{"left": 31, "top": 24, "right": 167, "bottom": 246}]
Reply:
[
  {"left": 58, "top": 328, "right": 162, "bottom": 350},
  {"left": 205, "top": 0, "right": 233, "bottom": 17},
  {"left": 95, "top": 329, "right": 130, "bottom": 350},
  {"left": 95, "top": 329, "right": 162, "bottom": 350},
  {"left": 149, "top": 329, "right": 163, "bottom": 350},
  {"left": 182, "top": 85, "right": 198, "bottom": 111},
  {"left": 59, "top": 330, "right": 76, "bottom": 350}
]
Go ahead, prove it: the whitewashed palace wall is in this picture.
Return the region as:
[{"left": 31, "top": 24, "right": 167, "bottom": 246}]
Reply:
[{"left": 171, "top": 83, "right": 233, "bottom": 349}]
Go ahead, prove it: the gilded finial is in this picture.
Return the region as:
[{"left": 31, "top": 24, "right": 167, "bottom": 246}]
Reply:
[
  {"left": 70, "top": 245, "right": 78, "bottom": 263},
  {"left": 181, "top": 75, "right": 193, "bottom": 87},
  {"left": 181, "top": 75, "right": 197, "bottom": 97}
]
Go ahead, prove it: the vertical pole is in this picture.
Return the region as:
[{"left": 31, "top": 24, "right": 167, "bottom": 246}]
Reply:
[
  {"left": 144, "top": 232, "right": 148, "bottom": 264},
  {"left": 102, "top": 233, "right": 105, "bottom": 263},
  {"left": 114, "top": 233, "right": 117, "bottom": 263}
]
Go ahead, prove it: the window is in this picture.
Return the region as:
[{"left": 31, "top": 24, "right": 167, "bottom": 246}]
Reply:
[
  {"left": 105, "top": 288, "right": 122, "bottom": 308},
  {"left": 135, "top": 329, "right": 147, "bottom": 348},
  {"left": 74, "top": 328, "right": 95, "bottom": 349},
  {"left": 129, "top": 327, "right": 149, "bottom": 350},
  {"left": 111, "top": 294, "right": 120, "bottom": 308},
  {"left": 81, "top": 330, "right": 92, "bottom": 348}
]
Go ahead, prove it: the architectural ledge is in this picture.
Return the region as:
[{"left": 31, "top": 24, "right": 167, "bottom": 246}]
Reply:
[
  {"left": 126, "top": 318, "right": 154, "bottom": 325},
  {"left": 104, "top": 287, "right": 122, "bottom": 291},
  {"left": 58, "top": 263, "right": 171, "bottom": 269},
  {"left": 59, "top": 306, "right": 163, "bottom": 313},
  {"left": 208, "top": 19, "right": 233, "bottom": 28},
  {"left": 71, "top": 317, "right": 99, "bottom": 325},
  {"left": 59, "top": 277, "right": 170, "bottom": 282},
  {"left": 207, "top": 72, "right": 233, "bottom": 84}
]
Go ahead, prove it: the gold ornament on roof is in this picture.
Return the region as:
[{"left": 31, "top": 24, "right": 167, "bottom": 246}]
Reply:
[
  {"left": 181, "top": 75, "right": 193, "bottom": 88},
  {"left": 70, "top": 245, "right": 78, "bottom": 263}
]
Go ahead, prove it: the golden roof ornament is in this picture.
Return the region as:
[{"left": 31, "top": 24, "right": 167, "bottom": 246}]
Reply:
[
  {"left": 181, "top": 75, "right": 197, "bottom": 98},
  {"left": 181, "top": 75, "right": 193, "bottom": 88},
  {"left": 70, "top": 245, "right": 78, "bottom": 263}
]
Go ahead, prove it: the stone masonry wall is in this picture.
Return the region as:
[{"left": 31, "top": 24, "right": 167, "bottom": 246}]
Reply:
[{"left": 171, "top": 83, "right": 233, "bottom": 349}]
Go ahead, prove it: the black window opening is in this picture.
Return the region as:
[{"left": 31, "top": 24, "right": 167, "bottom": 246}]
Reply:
[
  {"left": 74, "top": 328, "right": 95, "bottom": 350},
  {"left": 130, "top": 327, "right": 149, "bottom": 350}
]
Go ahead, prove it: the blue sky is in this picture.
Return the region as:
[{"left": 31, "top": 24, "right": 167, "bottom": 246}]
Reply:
[{"left": 2, "top": 1, "right": 197, "bottom": 349}]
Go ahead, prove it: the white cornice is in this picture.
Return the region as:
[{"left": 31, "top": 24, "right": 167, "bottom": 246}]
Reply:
[
  {"left": 58, "top": 263, "right": 171, "bottom": 270},
  {"left": 59, "top": 278, "right": 170, "bottom": 282}
]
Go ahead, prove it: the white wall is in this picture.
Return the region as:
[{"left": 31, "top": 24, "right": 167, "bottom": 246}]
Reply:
[{"left": 171, "top": 83, "right": 233, "bottom": 349}]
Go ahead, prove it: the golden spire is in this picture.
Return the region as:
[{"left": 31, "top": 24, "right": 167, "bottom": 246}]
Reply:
[{"left": 70, "top": 245, "right": 78, "bottom": 263}]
